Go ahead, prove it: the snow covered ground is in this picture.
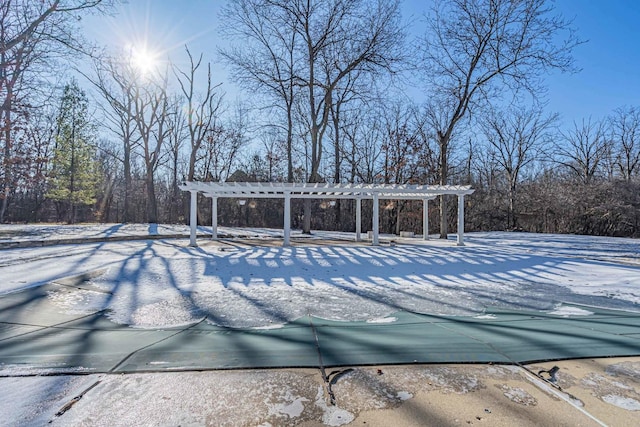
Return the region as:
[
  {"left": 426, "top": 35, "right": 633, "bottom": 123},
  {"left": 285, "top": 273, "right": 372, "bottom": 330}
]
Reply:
[
  {"left": 1, "top": 224, "right": 640, "bottom": 426},
  {"left": 1, "top": 224, "right": 639, "bottom": 329}
]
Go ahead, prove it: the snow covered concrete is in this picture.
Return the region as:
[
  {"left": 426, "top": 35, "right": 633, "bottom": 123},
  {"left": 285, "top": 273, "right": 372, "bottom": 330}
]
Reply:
[{"left": 1, "top": 225, "right": 639, "bottom": 329}]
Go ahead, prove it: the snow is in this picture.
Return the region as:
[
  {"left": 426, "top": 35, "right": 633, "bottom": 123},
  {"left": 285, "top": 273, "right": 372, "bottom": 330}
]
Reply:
[
  {"left": 366, "top": 316, "right": 398, "bottom": 323},
  {"left": 266, "top": 392, "right": 308, "bottom": 418},
  {"left": 547, "top": 304, "right": 595, "bottom": 317},
  {"left": 474, "top": 314, "right": 498, "bottom": 319},
  {"left": 1, "top": 225, "right": 639, "bottom": 329},
  {"left": 1, "top": 225, "right": 640, "bottom": 425},
  {"left": 396, "top": 391, "right": 413, "bottom": 401},
  {"left": 0, "top": 375, "right": 101, "bottom": 426},
  {"left": 314, "top": 386, "right": 355, "bottom": 426},
  {"left": 602, "top": 395, "right": 640, "bottom": 411}
]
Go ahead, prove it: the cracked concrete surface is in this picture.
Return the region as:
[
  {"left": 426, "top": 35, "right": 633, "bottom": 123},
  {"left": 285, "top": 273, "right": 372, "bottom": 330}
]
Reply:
[{"left": 2, "top": 357, "right": 639, "bottom": 426}]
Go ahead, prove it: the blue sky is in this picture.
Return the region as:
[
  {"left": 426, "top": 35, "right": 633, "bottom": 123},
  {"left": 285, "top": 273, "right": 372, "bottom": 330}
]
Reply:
[
  {"left": 546, "top": 0, "right": 640, "bottom": 124},
  {"left": 82, "top": 0, "right": 640, "bottom": 127}
]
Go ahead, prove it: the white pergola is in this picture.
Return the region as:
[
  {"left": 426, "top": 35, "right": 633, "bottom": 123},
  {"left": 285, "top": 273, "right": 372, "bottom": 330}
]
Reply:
[{"left": 180, "top": 182, "right": 474, "bottom": 247}]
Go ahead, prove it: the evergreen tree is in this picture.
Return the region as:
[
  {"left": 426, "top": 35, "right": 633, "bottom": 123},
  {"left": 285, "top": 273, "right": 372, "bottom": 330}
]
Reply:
[{"left": 47, "top": 80, "right": 98, "bottom": 223}]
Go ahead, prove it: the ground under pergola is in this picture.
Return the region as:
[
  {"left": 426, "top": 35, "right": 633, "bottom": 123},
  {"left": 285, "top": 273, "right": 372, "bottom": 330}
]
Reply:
[{"left": 180, "top": 182, "right": 474, "bottom": 247}]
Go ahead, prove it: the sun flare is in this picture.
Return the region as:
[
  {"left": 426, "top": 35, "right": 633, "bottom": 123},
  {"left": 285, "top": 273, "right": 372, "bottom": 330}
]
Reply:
[{"left": 129, "top": 45, "right": 159, "bottom": 75}]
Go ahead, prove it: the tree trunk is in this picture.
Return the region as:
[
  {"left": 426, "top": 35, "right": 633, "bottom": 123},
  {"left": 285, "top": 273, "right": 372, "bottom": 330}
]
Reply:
[
  {"left": 303, "top": 199, "right": 312, "bottom": 234},
  {"left": 439, "top": 135, "right": 448, "bottom": 239},
  {"left": 123, "top": 143, "right": 132, "bottom": 223},
  {"left": 0, "top": 94, "right": 12, "bottom": 223},
  {"left": 286, "top": 103, "right": 294, "bottom": 183},
  {"left": 332, "top": 104, "right": 342, "bottom": 228},
  {"left": 146, "top": 174, "right": 158, "bottom": 223},
  {"left": 68, "top": 129, "right": 76, "bottom": 224},
  {"left": 508, "top": 182, "right": 516, "bottom": 229}
]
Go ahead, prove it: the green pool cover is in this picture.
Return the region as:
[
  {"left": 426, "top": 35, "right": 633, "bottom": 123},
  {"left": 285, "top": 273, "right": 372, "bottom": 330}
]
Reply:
[{"left": 1, "top": 284, "right": 639, "bottom": 374}]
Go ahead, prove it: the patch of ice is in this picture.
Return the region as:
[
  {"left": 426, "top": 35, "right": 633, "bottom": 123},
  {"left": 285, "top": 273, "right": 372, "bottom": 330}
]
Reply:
[
  {"left": 366, "top": 316, "right": 397, "bottom": 324},
  {"left": 314, "top": 386, "right": 354, "bottom": 426},
  {"left": 396, "top": 391, "right": 413, "bottom": 401},
  {"left": 602, "top": 394, "right": 640, "bottom": 411},
  {"left": 0, "top": 364, "right": 94, "bottom": 376},
  {"left": 474, "top": 314, "right": 497, "bottom": 319},
  {"left": 252, "top": 323, "right": 286, "bottom": 330},
  {"left": 47, "top": 288, "right": 106, "bottom": 315},
  {"left": 547, "top": 305, "right": 594, "bottom": 317},
  {"left": 606, "top": 362, "right": 640, "bottom": 381},
  {"left": 498, "top": 385, "right": 537, "bottom": 406},
  {"left": 266, "top": 396, "right": 308, "bottom": 418}
]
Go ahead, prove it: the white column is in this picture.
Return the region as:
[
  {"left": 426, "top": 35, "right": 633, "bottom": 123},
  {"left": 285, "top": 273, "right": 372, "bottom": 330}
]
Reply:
[
  {"left": 189, "top": 190, "right": 198, "bottom": 247},
  {"left": 283, "top": 193, "right": 291, "bottom": 246},
  {"left": 211, "top": 197, "right": 218, "bottom": 240},
  {"left": 457, "top": 194, "right": 465, "bottom": 246},
  {"left": 372, "top": 193, "right": 379, "bottom": 246},
  {"left": 423, "top": 198, "right": 429, "bottom": 240},
  {"left": 355, "top": 197, "right": 362, "bottom": 242}
]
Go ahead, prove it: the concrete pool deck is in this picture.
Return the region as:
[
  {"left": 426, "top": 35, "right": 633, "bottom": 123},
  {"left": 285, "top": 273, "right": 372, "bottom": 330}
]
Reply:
[
  {"left": 1, "top": 224, "right": 640, "bottom": 425},
  {"left": 2, "top": 277, "right": 640, "bottom": 426}
]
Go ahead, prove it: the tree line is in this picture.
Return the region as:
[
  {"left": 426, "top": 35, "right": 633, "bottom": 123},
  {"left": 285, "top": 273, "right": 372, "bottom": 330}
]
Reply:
[{"left": 1, "top": 0, "right": 638, "bottom": 238}]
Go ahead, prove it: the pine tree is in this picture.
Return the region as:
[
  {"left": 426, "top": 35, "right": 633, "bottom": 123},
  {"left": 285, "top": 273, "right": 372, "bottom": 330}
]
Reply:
[{"left": 47, "top": 81, "right": 98, "bottom": 224}]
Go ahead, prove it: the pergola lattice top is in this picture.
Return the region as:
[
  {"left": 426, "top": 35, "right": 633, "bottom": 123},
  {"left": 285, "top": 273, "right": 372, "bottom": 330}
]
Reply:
[
  {"left": 180, "top": 181, "right": 474, "bottom": 247},
  {"left": 180, "top": 181, "right": 474, "bottom": 199}
]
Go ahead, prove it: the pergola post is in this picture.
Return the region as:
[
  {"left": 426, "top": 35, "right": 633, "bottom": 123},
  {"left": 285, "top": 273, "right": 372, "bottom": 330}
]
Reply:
[
  {"left": 355, "top": 197, "right": 362, "bottom": 242},
  {"left": 211, "top": 197, "right": 218, "bottom": 240},
  {"left": 423, "top": 198, "right": 429, "bottom": 240},
  {"left": 372, "top": 192, "right": 380, "bottom": 246},
  {"left": 457, "top": 194, "right": 465, "bottom": 246},
  {"left": 189, "top": 190, "right": 198, "bottom": 247},
  {"left": 283, "top": 193, "right": 291, "bottom": 246}
]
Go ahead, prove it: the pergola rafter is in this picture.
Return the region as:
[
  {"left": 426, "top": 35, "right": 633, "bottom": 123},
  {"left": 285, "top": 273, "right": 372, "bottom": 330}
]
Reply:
[{"left": 180, "top": 182, "right": 474, "bottom": 246}]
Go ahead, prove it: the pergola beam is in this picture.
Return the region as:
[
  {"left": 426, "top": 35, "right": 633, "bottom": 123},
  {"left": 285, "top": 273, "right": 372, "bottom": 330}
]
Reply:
[{"left": 181, "top": 181, "right": 474, "bottom": 196}]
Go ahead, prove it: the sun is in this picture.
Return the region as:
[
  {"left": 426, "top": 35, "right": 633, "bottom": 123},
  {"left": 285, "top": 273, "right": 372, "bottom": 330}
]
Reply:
[{"left": 129, "top": 45, "right": 159, "bottom": 75}]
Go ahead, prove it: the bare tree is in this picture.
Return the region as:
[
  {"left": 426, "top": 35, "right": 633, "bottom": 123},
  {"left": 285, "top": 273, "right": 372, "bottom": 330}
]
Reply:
[
  {"left": 287, "top": 0, "right": 404, "bottom": 232},
  {"left": 222, "top": 0, "right": 404, "bottom": 232},
  {"left": 328, "top": 72, "right": 365, "bottom": 225},
  {"left": 19, "top": 106, "right": 57, "bottom": 221},
  {"left": 609, "top": 106, "right": 640, "bottom": 181},
  {"left": 380, "top": 103, "right": 428, "bottom": 234},
  {"left": 419, "top": 0, "right": 580, "bottom": 238},
  {"left": 342, "top": 106, "right": 383, "bottom": 183},
  {"left": 258, "top": 127, "right": 287, "bottom": 182},
  {"left": 173, "top": 46, "right": 223, "bottom": 182},
  {"left": 200, "top": 103, "right": 248, "bottom": 183},
  {"left": 0, "top": 0, "right": 113, "bottom": 222},
  {"left": 165, "top": 95, "right": 187, "bottom": 223},
  {"left": 84, "top": 55, "right": 141, "bottom": 222},
  {"left": 0, "top": 1, "right": 108, "bottom": 56},
  {"left": 220, "top": 0, "right": 298, "bottom": 182},
  {"left": 132, "top": 72, "right": 172, "bottom": 224},
  {"left": 556, "top": 118, "right": 608, "bottom": 185},
  {"left": 480, "top": 106, "right": 557, "bottom": 228}
]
